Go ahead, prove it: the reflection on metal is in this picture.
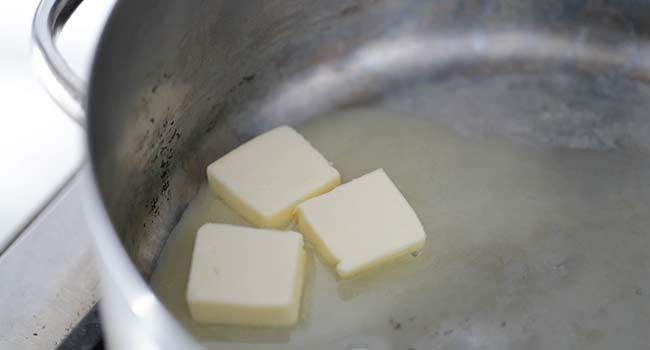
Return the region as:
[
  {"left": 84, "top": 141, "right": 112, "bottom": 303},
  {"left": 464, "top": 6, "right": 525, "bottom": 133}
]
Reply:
[{"left": 32, "top": 0, "right": 87, "bottom": 125}]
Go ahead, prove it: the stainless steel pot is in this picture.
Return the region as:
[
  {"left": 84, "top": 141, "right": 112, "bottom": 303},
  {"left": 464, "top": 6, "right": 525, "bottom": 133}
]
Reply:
[{"left": 34, "top": 0, "right": 650, "bottom": 349}]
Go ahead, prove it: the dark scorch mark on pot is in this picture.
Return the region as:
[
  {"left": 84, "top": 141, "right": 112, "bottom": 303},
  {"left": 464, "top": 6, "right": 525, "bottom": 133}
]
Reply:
[
  {"left": 339, "top": 3, "right": 361, "bottom": 16},
  {"left": 227, "top": 74, "right": 256, "bottom": 93},
  {"left": 205, "top": 100, "right": 226, "bottom": 134},
  {"left": 389, "top": 318, "right": 402, "bottom": 330},
  {"left": 148, "top": 116, "right": 184, "bottom": 214},
  {"left": 242, "top": 74, "right": 256, "bottom": 83}
]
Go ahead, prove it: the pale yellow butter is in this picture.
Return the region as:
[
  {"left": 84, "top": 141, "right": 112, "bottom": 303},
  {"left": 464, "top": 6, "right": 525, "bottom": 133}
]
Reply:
[
  {"left": 207, "top": 126, "right": 340, "bottom": 228},
  {"left": 186, "top": 223, "right": 306, "bottom": 326},
  {"left": 297, "top": 169, "right": 426, "bottom": 278}
]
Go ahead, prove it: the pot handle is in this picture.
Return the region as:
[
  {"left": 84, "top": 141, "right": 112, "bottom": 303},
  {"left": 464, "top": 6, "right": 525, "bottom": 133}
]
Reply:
[{"left": 32, "top": 0, "right": 87, "bottom": 126}]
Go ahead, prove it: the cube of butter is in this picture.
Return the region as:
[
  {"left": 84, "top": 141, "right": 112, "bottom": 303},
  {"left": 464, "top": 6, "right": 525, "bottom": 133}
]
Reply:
[
  {"left": 296, "top": 169, "right": 426, "bottom": 278},
  {"left": 186, "top": 223, "right": 306, "bottom": 326},
  {"left": 207, "top": 126, "right": 340, "bottom": 228}
]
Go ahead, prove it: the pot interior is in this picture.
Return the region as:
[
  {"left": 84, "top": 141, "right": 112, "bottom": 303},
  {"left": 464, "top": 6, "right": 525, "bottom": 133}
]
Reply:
[{"left": 88, "top": 0, "right": 650, "bottom": 348}]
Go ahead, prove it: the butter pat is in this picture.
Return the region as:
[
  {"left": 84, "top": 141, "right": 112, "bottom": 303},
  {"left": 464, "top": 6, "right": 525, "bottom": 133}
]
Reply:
[
  {"left": 297, "top": 169, "right": 426, "bottom": 278},
  {"left": 207, "top": 126, "right": 340, "bottom": 228},
  {"left": 186, "top": 223, "right": 306, "bottom": 326}
]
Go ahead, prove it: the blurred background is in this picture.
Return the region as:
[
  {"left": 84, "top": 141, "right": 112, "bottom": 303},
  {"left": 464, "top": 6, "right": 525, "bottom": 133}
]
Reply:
[
  {"left": 1, "top": 3, "right": 118, "bottom": 349},
  {"left": 0, "top": 0, "right": 114, "bottom": 252}
]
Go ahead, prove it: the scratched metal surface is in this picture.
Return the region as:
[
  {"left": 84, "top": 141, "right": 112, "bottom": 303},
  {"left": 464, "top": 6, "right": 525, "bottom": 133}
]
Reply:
[{"left": 0, "top": 173, "right": 99, "bottom": 350}]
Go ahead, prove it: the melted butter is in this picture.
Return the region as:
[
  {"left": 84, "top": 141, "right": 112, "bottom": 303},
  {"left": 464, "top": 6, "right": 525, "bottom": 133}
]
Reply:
[{"left": 151, "top": 109, "right": 650, "bottom": 350}]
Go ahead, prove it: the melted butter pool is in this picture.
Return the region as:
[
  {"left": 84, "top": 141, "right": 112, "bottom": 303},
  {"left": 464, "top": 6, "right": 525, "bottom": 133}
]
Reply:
[{"left": 151, "top": 109, "right": 650, "bottom": 350}]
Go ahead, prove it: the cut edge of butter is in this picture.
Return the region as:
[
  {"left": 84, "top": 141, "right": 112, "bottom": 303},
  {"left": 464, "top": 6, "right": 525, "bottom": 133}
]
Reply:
[
  {"left": 337, "top": 239, "right": 425, "bottom": 278},
  {"left": 296, "top": 211, "right": 339, "bottom": 266},
  {"left": 185, "top": 224, "right": 307, "bottom": 327},
  {"left": 296, "top": 168, "right": 427, "bottom": 279},
  {"left": 298, "top": 209, "right": 425, "bottom": 278},
  {"left": 208, "top": 174, "right": 341, "bottom": 229},
  {"left": 206, "top": 126, "right": 341, "bottom": 229}
]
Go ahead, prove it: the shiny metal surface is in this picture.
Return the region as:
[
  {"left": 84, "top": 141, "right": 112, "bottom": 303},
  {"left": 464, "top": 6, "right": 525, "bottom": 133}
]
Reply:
[
  {"left": 81, "top": 166, "right": 197, "bottom": 350},
  {"left": 32, "top": 0, "right": 86, "bottom": 125},
  {"left": 36, "top": 0, "right": 650, "bottom": 348}
]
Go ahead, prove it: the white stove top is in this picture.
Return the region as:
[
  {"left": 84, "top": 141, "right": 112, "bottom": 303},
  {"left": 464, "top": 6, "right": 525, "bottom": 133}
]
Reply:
[{"left": 0, "top": 173, "right": 99, "bottom": 349}]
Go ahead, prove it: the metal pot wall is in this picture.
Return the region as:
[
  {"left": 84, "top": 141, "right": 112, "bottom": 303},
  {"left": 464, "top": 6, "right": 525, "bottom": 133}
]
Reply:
[{"left": 34, "top": 0, "right": 650, "bottom": 349}]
